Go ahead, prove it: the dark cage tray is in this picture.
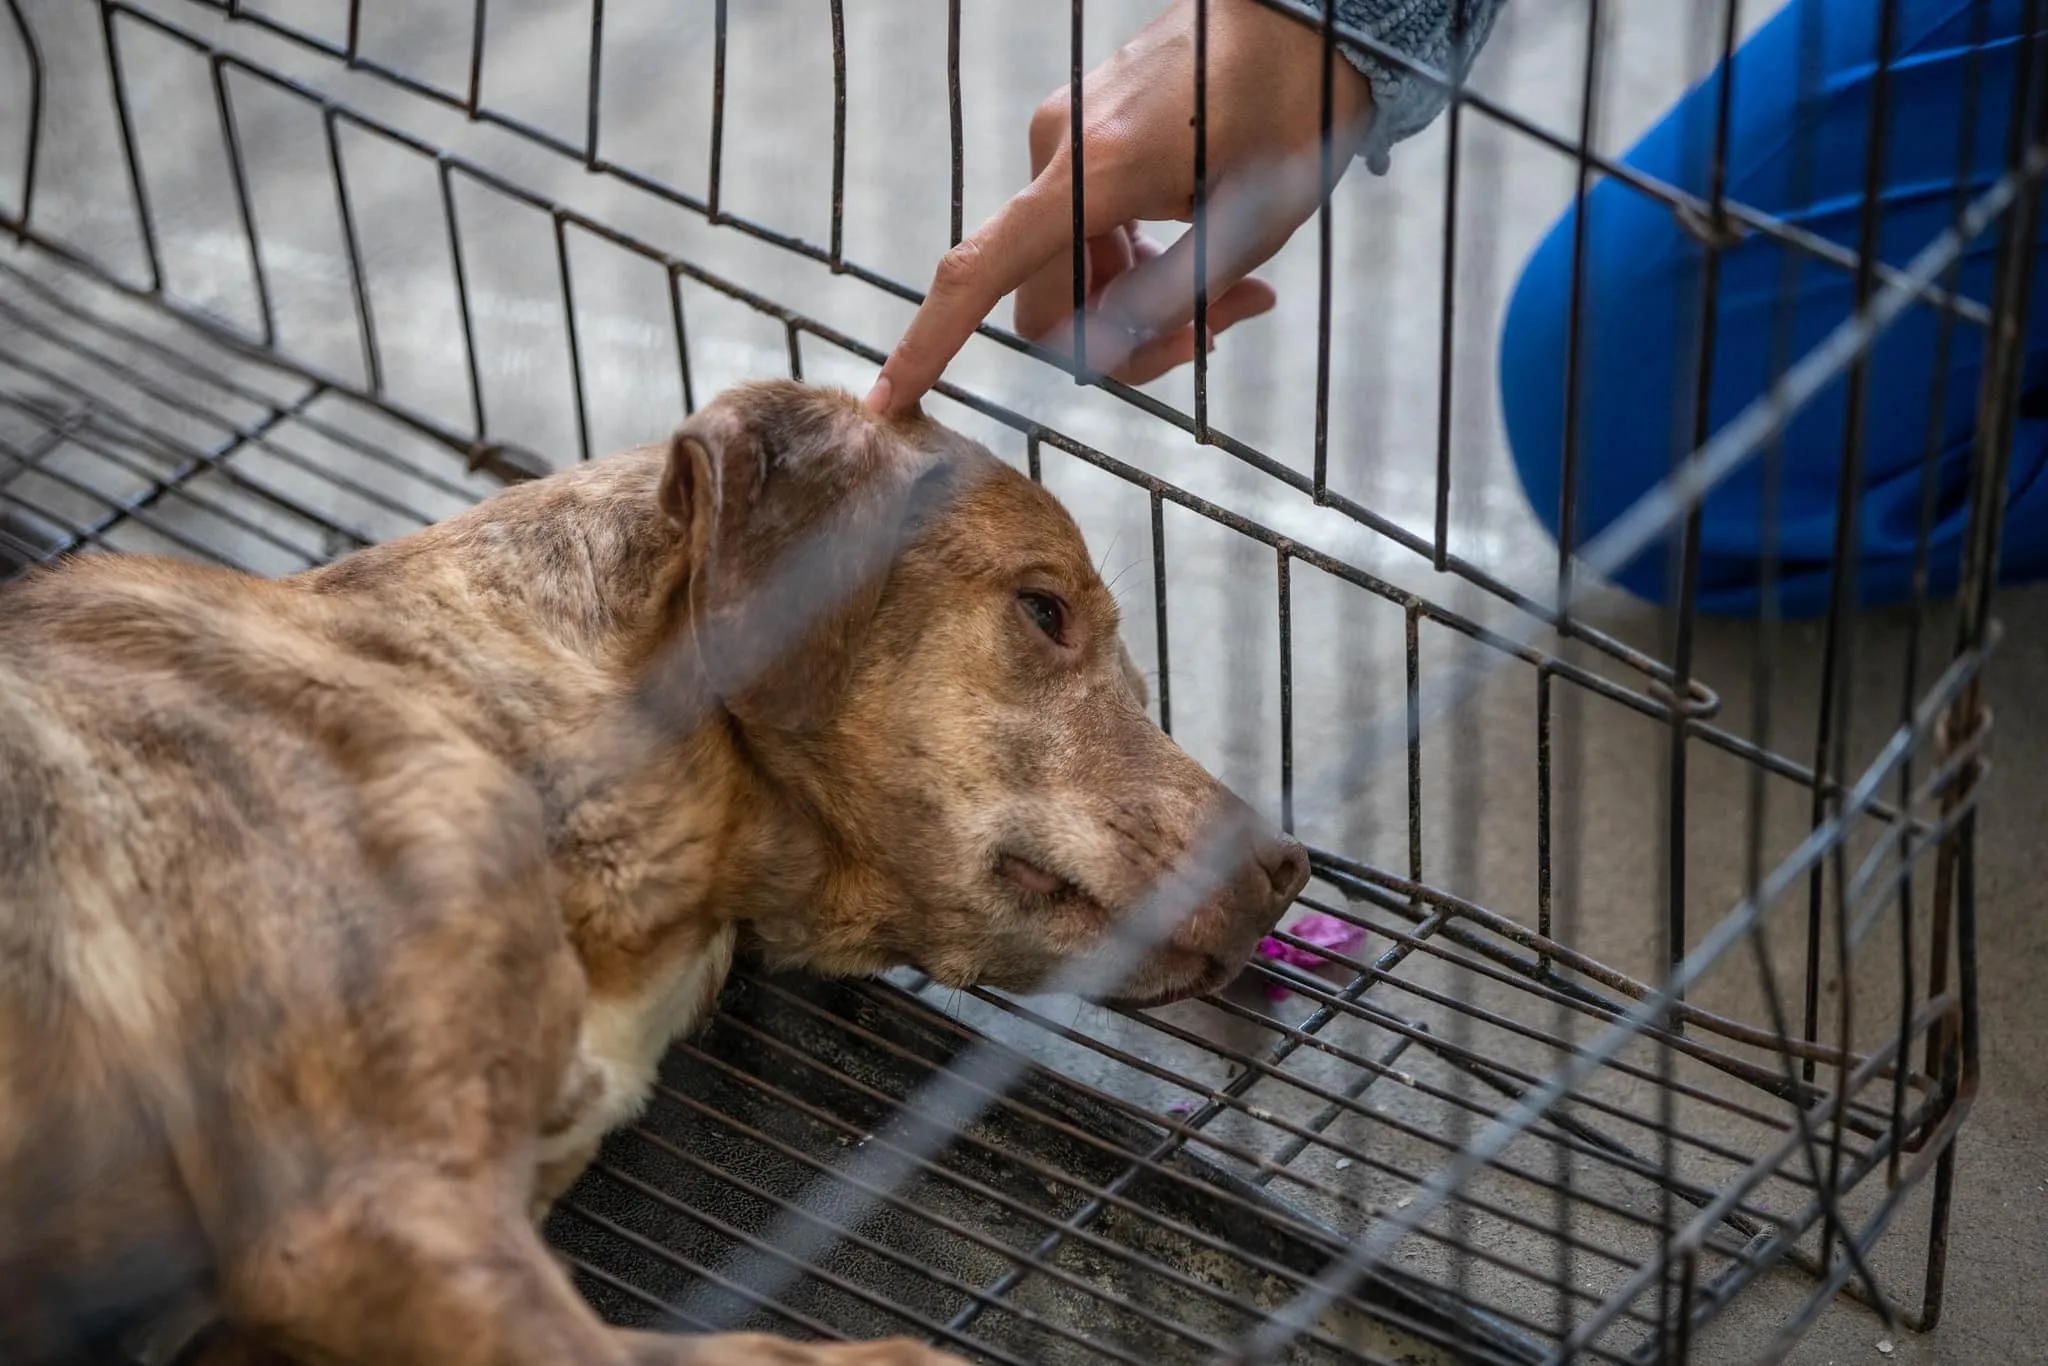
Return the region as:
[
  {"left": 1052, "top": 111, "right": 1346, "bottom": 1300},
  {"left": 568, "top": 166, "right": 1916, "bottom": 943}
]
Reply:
[{"left": 545, "top": 969, "right": 1545, "bottom": 1366}]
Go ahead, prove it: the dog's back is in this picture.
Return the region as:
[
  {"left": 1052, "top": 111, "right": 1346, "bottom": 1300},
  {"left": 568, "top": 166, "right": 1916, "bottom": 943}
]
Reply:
[{"left": 0, "top": 555, "right": 567, "bottom": 1361}]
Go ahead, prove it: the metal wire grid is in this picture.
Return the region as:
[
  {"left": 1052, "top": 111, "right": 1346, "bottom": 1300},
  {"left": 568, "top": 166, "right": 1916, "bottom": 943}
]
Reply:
[{"left": 0, "top": 0, "right": 2036, "bottom": 1362}]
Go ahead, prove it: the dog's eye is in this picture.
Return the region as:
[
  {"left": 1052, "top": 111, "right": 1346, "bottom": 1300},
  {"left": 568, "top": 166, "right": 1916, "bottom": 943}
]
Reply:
[{"left": 1017, "top": 590, "right": 1066, "bottom": 644}]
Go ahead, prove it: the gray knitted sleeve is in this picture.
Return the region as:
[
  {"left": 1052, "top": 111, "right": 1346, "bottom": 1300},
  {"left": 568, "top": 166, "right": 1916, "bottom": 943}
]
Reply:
[{"left": 1331, "top": 0, "right": 1503, "bottom": 174}]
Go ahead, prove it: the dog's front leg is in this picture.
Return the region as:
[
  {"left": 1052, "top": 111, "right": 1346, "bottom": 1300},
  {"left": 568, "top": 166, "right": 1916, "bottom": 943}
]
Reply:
[
  {"left": 218, "top": 1170, "right": 642, "bottom": 1366},
  {"left": 219, "top": 1171, "right": 970, "bottom": 1366},
  {"left": 619, "top": 1330, "right": 965, "bottom": 1366},
  {"left": 529, "top": 1137, "right": 602, "bottom": 1226}
]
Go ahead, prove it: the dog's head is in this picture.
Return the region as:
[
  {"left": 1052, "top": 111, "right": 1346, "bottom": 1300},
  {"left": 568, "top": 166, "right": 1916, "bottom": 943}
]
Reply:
[{"left": 656, "top": 380, "right": 1308, "bottom": 1007}]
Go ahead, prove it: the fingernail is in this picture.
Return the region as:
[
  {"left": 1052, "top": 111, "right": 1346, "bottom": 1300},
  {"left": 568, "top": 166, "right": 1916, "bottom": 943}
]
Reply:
[{"left": 864, "top": 375, "right": 893, "bottom": 414}]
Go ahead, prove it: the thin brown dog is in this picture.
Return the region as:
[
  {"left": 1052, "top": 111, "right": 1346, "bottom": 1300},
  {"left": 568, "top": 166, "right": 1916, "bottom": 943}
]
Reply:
[{"left": 0, "top": 381, "right": 1310, "bottom": 1366}]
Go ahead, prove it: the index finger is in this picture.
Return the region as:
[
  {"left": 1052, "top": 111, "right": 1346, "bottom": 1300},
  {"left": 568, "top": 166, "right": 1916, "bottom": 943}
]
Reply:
[{"left": 867, "top": 163, "right": 1084, "bottom": 417}]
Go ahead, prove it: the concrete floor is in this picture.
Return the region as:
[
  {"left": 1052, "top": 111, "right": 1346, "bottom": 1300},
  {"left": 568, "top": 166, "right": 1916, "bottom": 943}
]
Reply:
[{"left": 2, "top": 0, "right": 2044, "bottom": 1362}]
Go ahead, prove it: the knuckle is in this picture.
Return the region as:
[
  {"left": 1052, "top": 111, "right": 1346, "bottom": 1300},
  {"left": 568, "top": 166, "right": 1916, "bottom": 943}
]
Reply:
[
  {"left": 1030, "top": 88, "right": 1134, "bottom": 178},
  {"left": 1030, "top": 89, "right": 1067, "bottom": 135},
  {"left": 1078, "top": 111, "right": 1123, "bottom": 155},
  {"left": 930, "top": 240, "right": 988, "bottom": 300},
  {"left": 1030, "top": 90, "right": 1078, "bottom": 163}
]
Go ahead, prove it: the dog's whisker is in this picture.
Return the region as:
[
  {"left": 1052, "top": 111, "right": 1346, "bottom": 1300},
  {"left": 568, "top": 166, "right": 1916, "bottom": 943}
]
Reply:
[
  {"left": 1102, "top": 558, "right": 1142, "bottom": 598},
  {"left": 1094, "top": 529, "right": 1124, "bottom": 581}
]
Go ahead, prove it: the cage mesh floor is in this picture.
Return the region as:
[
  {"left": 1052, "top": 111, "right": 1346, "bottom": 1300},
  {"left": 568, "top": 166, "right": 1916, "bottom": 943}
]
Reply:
[{"left": 550, "top": 969, "right": 1516, "bottom": 1366}]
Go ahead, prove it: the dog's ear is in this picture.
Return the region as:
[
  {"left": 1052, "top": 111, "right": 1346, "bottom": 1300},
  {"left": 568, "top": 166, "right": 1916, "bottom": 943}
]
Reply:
[
  {"left": 657, "top": 386, "right": 964, "bottom": 735},
  {"left": 659, "top": 402, "right": 755, "bottom": 582},
  {"left": 658, "top": 433, "right": 716, "bottom": 568}
]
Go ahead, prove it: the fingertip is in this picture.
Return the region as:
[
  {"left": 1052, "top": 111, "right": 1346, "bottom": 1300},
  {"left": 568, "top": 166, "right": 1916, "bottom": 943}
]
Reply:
[
  {"left": 1116, "top": 328, "right": 1203, "bottom": 387},
  {"left": 1208, "top": 280, "right": 1277, "bottom": 334},
  {"left": 864, "top": 373, "right": 895, "bottom": 415}
]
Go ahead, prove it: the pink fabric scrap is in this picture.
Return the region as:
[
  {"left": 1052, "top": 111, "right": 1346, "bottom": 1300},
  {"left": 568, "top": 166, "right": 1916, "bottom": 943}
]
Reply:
[{"left": 1256, "top": 913, "right": 1365, "bottom": 1001}]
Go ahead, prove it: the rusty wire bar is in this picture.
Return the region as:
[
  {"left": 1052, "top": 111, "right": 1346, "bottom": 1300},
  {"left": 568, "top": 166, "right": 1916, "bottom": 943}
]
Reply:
[
  {"left": 1069, "top": 0, "right": 1087, "bottom": 379},
  {"left": 946, "top": 0, "right": 962, "bottom": 249}
]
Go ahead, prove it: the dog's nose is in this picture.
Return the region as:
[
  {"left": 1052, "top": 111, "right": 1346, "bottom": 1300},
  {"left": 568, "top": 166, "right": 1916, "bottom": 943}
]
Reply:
[{"left": 1256, "top": 832, "right": 1311, "bottom": 904}]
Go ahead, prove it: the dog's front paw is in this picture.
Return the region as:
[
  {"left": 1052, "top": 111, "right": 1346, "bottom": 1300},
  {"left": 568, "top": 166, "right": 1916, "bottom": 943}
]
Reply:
[
  {"left": 660, "top": 1331, "right": 970, "bottom": 1366},
  {"left": 799, "top": 1339, "right": 969, "bottom": 1366}
]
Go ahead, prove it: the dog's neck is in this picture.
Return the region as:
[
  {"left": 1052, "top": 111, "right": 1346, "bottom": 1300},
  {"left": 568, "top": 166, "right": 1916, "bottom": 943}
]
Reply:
[{"left": 303, "top": 448, "right": 833, "bottom": 999}]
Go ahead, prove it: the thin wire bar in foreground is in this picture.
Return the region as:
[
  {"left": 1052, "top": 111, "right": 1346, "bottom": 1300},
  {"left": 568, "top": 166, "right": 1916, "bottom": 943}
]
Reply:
[{"left": 669, "top": 267, "right": 697, "bottom": 416}]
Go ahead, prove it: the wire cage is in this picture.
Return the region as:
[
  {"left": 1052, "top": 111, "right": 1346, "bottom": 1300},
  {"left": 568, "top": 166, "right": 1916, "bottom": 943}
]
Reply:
[{"left": 1, "top": 1, "right": 2037, "bottom": 1362}]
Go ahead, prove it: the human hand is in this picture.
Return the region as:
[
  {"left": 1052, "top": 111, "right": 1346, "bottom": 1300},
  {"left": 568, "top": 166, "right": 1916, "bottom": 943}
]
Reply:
[{"left": 867, "top": 0, "right": 1373, "bottom": 417}]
